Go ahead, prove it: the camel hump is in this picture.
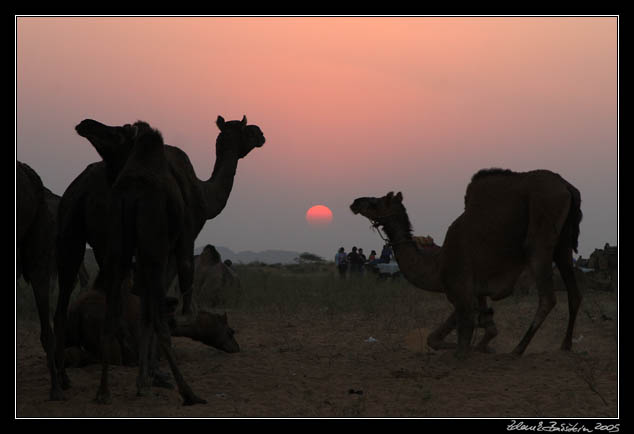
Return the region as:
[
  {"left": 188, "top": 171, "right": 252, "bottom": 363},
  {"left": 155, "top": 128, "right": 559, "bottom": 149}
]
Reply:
[
  {"left": 131, "top": 125, "right": 165, "bottom": 159},
  {"left": 18, "top": 161, "right": 45, "bottom": 187},
  {"left": 17, "top": 161, "right": 47, "bottom": 206},
  {"left": 136, "top": 125, "right": 163, "bottom": 147},
  {"left": 470, "top": 167, "right": 515, "bottom": 182}
]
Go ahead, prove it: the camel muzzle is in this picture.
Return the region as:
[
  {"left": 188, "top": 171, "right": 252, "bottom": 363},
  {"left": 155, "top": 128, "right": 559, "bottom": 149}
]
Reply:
[
  {"left": 349, "top": 200, "right": 367, "bottom": 215},
  {"left": 75, "top": 119, "right": 110, "bottom": 139}
]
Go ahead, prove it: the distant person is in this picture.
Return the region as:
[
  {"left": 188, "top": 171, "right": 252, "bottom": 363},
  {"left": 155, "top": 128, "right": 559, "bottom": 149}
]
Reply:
[
  {"left": 368, "top": 250, "right": 377, "bottom": 263},
  {"left": 348, "top": 246, "right": 363, "bottom": 275},
  {"left": 335, "top": 247, "right": 348, "bottom": 278},
  {"left": 357, "top": 248, "right": 367, "bottom": 275},
  {"left": 224, "top": 259, "right": 233, "bottom": 269},
  {"left": 379, "top": 243, "right": 393, "bottom": 264}
]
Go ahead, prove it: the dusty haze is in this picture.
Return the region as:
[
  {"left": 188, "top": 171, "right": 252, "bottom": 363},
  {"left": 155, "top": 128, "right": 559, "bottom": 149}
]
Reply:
[{"left": 16, "top": 16, "right": 618, "bottom": 260}]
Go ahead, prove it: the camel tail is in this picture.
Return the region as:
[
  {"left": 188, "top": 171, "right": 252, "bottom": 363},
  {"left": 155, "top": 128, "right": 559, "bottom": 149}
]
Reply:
[{"left": 564, "top": 182, "right": 583, "bottom": 254}]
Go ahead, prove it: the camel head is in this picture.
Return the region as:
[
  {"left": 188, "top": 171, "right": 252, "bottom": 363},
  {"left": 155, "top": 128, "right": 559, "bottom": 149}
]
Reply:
[
  {"left": 215, "top": 115, "right": 265, "bottom": 159},
  {"left": 350, "top": 192, "right": 405, "bottom": 226},
  {"left": 76, "top": 119, "right": 151, "bottom": 177},
  {"left": 200, "top": 244, "right": 222, "bottom": 265},
  {"left": 194, "top": 311, "right": 240, "bottom": 353}
]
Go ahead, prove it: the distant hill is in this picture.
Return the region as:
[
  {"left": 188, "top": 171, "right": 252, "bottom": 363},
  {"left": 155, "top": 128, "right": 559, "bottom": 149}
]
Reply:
[
  {"left": 84, "top": 245, "right": 304, "bottom": 267},
  {"left": 194, "top": 245, "right": 302, "bottom": 264}
]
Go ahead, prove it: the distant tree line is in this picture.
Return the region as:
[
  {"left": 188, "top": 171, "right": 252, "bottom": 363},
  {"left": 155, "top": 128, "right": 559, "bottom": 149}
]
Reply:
[{"left": 295, "top": 252, "right": 325, "bottom": 264}]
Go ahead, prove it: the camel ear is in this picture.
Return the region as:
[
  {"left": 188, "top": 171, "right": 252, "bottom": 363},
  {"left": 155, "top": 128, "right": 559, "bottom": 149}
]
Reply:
[
  {"left": 241, "top": 115, "right": 247, "bottom": 128},
  {"left": 386, "top": 192, "right": 394, "bottom": 202},
  {"left": 394, "top": 192, "right": 403, "bottom": 203},
  {"left": 216, "top": 116, "right": 226, "bottom": 131}
]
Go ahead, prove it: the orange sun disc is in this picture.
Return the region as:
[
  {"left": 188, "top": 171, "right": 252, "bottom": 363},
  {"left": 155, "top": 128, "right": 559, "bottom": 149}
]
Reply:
[{"left": 306, "top": 205, "right": 333, "bottom": 225}]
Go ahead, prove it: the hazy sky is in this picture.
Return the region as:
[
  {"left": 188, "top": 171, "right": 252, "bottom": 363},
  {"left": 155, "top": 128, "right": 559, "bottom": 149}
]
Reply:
[{"left": 16, "top": 16, "right": 618, "bottom": 260}]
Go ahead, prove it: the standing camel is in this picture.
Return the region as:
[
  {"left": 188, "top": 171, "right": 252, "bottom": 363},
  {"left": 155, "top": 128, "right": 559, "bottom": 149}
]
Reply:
[
  {"left": 94, "top": 122, "right": 205, "bottom": 405},
  {"left": 350, "top": 169, "right": 582, "bottom": 358},
  {"left": 16, "top": 161, "right": 64, "bottom": 400},
  {"left": 43, "top": 186, "right": 90, "bottom": 289},
  {"left": 54, "top": 116, "right": 264, "bottom": 389}
]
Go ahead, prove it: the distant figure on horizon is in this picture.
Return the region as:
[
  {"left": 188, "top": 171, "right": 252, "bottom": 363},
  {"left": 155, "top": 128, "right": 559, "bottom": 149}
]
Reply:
[
  {"left": 379, "top": 242, "right": 393, "bottom": 264},
  {"left": 358, "top": 248, "right": 367, "bottom": 275},
  {"left": 348, "top": 246, "right": 363, "bottom": 275},
  {"left": 335, "top": 247, "right": 348, "bottom": 278}
]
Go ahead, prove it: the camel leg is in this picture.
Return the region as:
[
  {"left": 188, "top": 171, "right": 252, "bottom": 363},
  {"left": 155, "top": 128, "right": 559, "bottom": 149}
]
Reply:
[
  {"left": 455, "top": 303, "right": 476, "bottom": 359},
  {"left": 475, "top": 296, "right": 498, "bottom": 353},
  {"left": 149, "top": 331, "right": 173, "bottom": 389},
  {"left": 512, "top": 259, "right": 556, "bottom": 356},
  {"left": 96, "top": 330, "right": 114, "bottom": 405},
  {"left": 174, "top": 245, "right": 195, "bottom": 316},
  {"left": 22, "top": 218, "right": 64, "bottom": 401},
  {"left": 145, "top": 276, "right": 206, "bottom": 405},
  {"left": 555, "top": 247, "right": 582, "bottom": 351},
  {"left": 136, "top": 316, "right": 154, "bottom": 396},
  {"left": 136, "top": 248, "right": 205, "bottom": 405},
  {"left": 427, "top": 310, "right": 457, "bottom": 350},
  {"left": 95, "top": 287, "right": 122, "bottom": 403},
  {"left": 162, "top": 234, "right": 206, "bottom": 405},
  {"left": 181, "top": 290, "right": 194, "bottom": 315},
  {"left": 155, "top": 315, "right": 207, "bottom": 405},
  {"left": 95, "top": 257, "right": 129, "bottom": 404},
  {"left": 30, "top": 262, "right": 64, "bottom": 400},
  {"left": 54, "top": 232, "right": 87, "bottom": 390},
  {"left": 513, "top": 194, "right": 568, "bottom": 356},
  {"left": 134, "top": 257, "right": 159, "bottom": 397},
  {"left": 135, "top": 293, "right": 174, "bottom": 394},
  {"left": 78, "top": 262, "right": 91, "bottom": 289},
  {"left": 129, "top": 270, "right": 172, "bottom": 390}
]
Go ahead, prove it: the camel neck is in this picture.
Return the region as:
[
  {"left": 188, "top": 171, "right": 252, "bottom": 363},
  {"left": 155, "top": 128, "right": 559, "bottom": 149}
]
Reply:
[
  {"left": 381, "top": 215, "right": 444, "bottom": 293},
  {"left": 201, "top": 149, "right": 240, "bottom": 220},
  {"left": 392, "top": 242, "right": 444, "bottom": 293}
]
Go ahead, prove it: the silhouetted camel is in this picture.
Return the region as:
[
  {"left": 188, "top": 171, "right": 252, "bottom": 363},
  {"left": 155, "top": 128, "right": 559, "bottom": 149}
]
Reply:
[
  {"left": 65, "top": 288, "right": 239, "bottom": 368},
  {"left": 54, "top": 116, "right": 264, "bottom": 389},
  {"left": 351, "top": 169, "right": 582, "bottom": 358},
  {"left": 43, "top": 186, "right": 90, "bottom": 289},
  {"left": 93, "top": 122, "right": 205, "bottom": 405},
  {"left": 191, "top": 245, "right": 241, "bottom": 309},
  {"left": 16, "top": 161, "right": 64, "bottom": 400}
]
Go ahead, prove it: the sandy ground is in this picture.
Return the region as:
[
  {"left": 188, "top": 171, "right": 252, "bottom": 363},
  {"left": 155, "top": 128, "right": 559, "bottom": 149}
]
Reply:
[{"left": 15, "top": 288, "right": 618, "bottom": 418}]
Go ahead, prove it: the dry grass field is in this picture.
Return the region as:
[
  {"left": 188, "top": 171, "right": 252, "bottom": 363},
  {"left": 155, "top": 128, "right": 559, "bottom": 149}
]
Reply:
[{"left": 15, "top": 262, "right": 618, "bottom": 418}]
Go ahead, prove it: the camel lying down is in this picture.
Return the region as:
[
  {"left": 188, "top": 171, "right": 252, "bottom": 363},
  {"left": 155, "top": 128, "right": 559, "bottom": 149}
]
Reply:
[{"left": 64, "top": 289, "right": 240, "bottom": 369}]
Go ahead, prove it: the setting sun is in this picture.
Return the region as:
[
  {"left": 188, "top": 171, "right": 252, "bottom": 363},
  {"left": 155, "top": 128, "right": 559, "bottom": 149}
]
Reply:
[{"left": 306, "top": 205, "right": 333, "bottom": 226}]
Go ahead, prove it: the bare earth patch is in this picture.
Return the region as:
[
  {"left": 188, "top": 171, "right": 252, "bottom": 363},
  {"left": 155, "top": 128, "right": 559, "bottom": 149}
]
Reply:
[{"left": 16, "top": 288, "right": 617, "bottom": 418}]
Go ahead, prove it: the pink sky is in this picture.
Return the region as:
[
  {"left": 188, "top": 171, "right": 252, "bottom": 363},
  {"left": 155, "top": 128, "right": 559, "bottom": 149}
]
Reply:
[{"left": 16, "top": 16, "right": 618, "bottom": 259}]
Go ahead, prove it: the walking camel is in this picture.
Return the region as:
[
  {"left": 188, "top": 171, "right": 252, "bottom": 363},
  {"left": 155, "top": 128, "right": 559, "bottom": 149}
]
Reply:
[
  {"left": 94, "top": 121, "right": 205, "bottom": 405},
  {"left": 54, "top": 116, "right": 264, "bottom": 389},
  {"left": 350, "top": 169, "right": 582, "bottom": 358},
  {"left": 17, "top": 161, "right": 64, "bottom": 400}
]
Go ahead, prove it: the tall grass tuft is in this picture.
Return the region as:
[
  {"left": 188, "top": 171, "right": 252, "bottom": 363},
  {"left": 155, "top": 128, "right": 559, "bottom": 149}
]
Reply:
[{"left": 205, "top": 263, "right": 427, "bottom": 318}]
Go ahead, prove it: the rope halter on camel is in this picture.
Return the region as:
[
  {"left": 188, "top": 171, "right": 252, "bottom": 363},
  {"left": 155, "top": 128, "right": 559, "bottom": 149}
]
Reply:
[
  {"left": 368, "top": 211, "right": 412, "bottom": 247},
  {"left": 370, "top": 220, "right": 390, "bottom": 243}
]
